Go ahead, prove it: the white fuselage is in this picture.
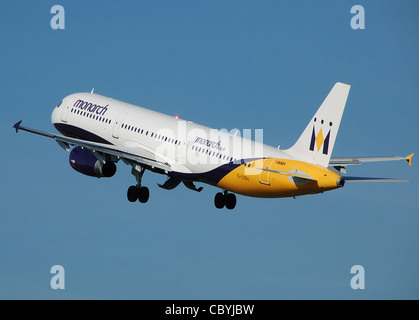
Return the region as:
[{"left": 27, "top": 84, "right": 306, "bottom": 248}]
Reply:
[{"left": 51, "top": 92, "right": 294, "bottom": 178}]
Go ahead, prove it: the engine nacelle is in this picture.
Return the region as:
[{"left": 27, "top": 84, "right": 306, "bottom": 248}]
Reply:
[{"left": 69, "top": 146, "right": 116, "bottom": 178}]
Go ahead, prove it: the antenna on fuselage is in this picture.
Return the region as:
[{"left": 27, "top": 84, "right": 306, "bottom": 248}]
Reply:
[{"left": 91, "top": 88, "right": 95, "bottom": 94}]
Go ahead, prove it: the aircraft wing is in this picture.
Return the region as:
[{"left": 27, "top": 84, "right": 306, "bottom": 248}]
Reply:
[
  {"left": 13, "top": 121, "right": 172, "bottom": 173},
  {"left": 330, "top": 154, "right": 414, "bottom": 167}
]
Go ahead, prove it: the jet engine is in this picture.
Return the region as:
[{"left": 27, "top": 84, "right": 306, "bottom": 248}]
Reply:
[{"left": 69, "top": 146, "right": 116, "bottom": 178}]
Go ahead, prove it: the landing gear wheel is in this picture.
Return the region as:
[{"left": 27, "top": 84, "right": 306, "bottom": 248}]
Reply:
[
  {"left": 127, "top": 186, "right": 138, "bottom": 202},
  {"left": 214, "top": 192, "right": 225, "bottom": 209},
  {"left": 225, "top": 193, "right": 237, "bottom": 210},
  {"left": 138, "top": 186, "right": 150, "bottom": 203}
]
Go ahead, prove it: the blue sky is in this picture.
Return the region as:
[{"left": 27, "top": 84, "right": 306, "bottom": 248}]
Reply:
[{"left": 0, "top": 1, "right": 418, "bottom": 299}]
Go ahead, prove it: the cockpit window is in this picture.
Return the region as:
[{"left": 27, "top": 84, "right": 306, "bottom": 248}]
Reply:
[{"left": 57, "top": 101, "right": 63, "bottom": 108}]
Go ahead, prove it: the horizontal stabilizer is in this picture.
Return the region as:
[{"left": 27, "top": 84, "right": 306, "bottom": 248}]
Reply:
[
  {"left": 344, "top": 177, "right": 409, "bottom": 183},
  {"left": 330, "top": 154, "right": 414, "bottom": 166}
]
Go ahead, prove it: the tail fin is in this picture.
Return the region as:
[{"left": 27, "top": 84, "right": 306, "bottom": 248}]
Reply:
[{"left": 286, "top": 82, "right": 351, "bottom": 167}]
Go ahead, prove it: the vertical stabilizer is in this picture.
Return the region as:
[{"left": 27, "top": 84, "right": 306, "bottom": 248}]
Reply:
[{"left": 286, "top": 82, "right": 351, "bottom": 167}]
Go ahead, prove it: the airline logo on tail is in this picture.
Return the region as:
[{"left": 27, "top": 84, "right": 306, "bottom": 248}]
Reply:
[{"left": 309, "top": 118, "right": 332, "bottom": 155}]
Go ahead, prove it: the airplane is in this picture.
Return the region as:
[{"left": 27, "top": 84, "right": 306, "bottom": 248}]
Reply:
[{"left": 13, "top": 82, "right": 413, "bottom": 210}]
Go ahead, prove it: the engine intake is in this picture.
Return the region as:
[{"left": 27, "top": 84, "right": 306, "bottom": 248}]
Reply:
[{"left": 69, "top": 146, "right": 116, "bottom": 178}]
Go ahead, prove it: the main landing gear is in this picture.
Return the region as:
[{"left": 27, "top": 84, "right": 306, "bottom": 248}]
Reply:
[
  {"left": 127, "top": 165, "right": 150, "bottom": 204},
  {"left": 127, "top": 185, "right": 150, "bottom": 203},
  {"left": 214, "top": 191, "right": 237, "bottom": 210}
]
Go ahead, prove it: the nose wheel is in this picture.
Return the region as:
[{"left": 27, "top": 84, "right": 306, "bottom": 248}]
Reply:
[{"left": 214, "top": 191, "right": 236, "bottom": 210}]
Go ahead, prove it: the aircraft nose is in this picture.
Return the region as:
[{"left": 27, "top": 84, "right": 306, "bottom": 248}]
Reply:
[
  {"left": 51, "top": 100, "right": 63, "bottom": 125},
  {"left": 51, "top": 106, "right": 59, "bottom": 124}
]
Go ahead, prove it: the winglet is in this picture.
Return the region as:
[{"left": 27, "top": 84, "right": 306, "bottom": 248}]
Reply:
[
  {"left": 406, "top": 153, "right": 414, "bottom": 166},
  {"left": 13, "top": 120, "right": 22, "bottom": 133}
]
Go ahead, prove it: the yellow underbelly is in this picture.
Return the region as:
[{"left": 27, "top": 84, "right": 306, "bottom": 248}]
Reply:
[{"left": 217, "top": 158, "right": 342, "bottom": 198}]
